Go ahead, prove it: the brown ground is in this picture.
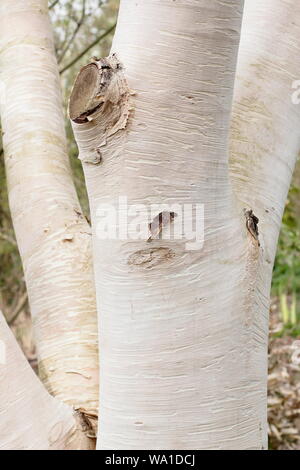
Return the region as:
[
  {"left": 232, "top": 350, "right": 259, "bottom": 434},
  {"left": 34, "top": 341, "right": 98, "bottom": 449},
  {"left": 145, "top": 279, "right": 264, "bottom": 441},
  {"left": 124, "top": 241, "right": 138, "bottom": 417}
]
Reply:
[{"left": 268, "top": 301, "right": 300, "bottom": 449}]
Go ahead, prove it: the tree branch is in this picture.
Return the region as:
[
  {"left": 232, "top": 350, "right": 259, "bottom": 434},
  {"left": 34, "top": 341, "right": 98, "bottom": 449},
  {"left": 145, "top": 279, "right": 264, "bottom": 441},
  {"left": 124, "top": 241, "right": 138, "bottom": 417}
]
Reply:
[
  {"left": 59, "top": 22, "right": 116, "bottom": 75},
  {"left": 57, "top": 0, "right": 86, "bottom": 64},
  {"left": 49, "top": 0, "right": 59, "bottom": 10},
  {"left": 0, "top": 231, "right": 17, "bottom": 247},
  {"left": 7, "top": 290, "right": 28, "bottom": 325},
  {"left": 0, "top": 0, "right": 98, "bottom": 416},
  {"left": 230, "top": 0, "right": 300, "bottom": 258},
  {"left": 0, "top": 310, "right": 91, "bottom": 449}
]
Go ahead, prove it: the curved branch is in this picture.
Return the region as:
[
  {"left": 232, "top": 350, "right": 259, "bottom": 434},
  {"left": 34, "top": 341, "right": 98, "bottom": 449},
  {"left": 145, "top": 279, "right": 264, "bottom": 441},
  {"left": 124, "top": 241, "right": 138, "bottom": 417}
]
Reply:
[
  {"left": 230, "top": 0, "right": 300, "bottom": 260},
  {"left": 49, "top": 0, "right": 59, "bottom": 10},
  {"left": 0, "top": 310, "right": 92, "bottom": 449},
  {"left": 0, "top": 0, "right": 98, "bottom": 417}
]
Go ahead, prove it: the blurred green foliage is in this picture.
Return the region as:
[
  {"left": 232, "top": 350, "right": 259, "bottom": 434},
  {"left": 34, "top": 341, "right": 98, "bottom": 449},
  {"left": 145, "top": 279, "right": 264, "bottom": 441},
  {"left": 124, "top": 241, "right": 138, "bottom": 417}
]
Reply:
[
  {"left": 272, "top": 163, "right": 300, "bottom": 333},
  {"left": 0, "top": 153, "right": 25, "bottom": 316}
]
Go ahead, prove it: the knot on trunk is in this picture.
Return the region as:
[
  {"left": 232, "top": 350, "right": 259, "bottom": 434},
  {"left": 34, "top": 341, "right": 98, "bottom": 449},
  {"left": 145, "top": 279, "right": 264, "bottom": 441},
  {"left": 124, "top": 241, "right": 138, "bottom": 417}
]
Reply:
[
  {"left": 74, "top": 406, "right": 98, "bottom": 440},
  {"left": 69, "top": 53, "right": 132, "bottom": 164},
  {"left": 244, "top": 208, "right": 260, "bottom": 246}
]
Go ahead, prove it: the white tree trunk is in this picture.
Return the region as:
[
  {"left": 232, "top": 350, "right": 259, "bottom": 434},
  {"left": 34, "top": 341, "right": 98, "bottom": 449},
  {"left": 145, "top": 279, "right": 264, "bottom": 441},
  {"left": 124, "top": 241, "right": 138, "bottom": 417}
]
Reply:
[
  {"left": 0, "top": 0, "right": 298, "bottom": 451},
  {"left": 0, "top": 0, "right": 98, "bottom": 420},
  {"left": 0, "top": 311, "right": 92, "bottom": 450},
  {"left": 230, "top": 0, "right": 300, "bottom": 259},
  {"left": 69, "top": 0, "right": 275, "bottom": 450}
]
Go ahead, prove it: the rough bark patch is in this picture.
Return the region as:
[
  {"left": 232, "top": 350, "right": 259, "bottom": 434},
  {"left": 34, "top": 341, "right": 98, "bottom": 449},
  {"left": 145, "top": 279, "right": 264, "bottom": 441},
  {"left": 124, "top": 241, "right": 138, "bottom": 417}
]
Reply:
[
  {"left": 69, "top": 54, "right": 132, "bottom": 164},
  {"left": 128, "top": 247, "right": 175, "bottom": 269}
]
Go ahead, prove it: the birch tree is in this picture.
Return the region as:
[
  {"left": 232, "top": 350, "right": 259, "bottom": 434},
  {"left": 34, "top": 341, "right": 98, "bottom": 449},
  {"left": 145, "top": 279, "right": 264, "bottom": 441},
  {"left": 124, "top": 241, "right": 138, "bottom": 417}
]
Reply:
[
  {"left": 0, "top": 0, "right": 98, "bottom": 440},
  {"left": 0, "top": 0, "right": 299, "bottom": 450}
]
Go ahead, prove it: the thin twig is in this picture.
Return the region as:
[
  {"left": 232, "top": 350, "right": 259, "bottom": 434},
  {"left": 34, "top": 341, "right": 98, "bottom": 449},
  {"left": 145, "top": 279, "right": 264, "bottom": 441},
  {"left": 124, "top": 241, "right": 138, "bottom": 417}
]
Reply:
[
  {"left": 59, "top": 22, "right": 116, "bottom": 75},
  {"left": 0, "top": 231, "right": 17, "bottom": 247},
  {"left": 55, "top": 18, "right": 72, "bottom": 57},
  {"left": 7, "top": 291, "right": 28, "bottom": 325},
  {"left": 49, "top": 0, "right": 59, "bottom": 10},
  {"left": 58, "top": 0, "right": 86, "bottom": 64}
]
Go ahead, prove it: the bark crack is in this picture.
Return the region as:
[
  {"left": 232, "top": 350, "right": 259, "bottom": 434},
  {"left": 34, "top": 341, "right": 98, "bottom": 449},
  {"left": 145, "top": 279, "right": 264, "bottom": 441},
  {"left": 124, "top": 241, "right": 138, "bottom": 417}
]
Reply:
[
  {"left": 244, "top": 208, "right": 260, "bottom": 246},
  {"left": 73, "top": 407, "right": 98, "bottom": 440},
  {"left": 128, "top": 247, "right": 175, "bottom": 269}
]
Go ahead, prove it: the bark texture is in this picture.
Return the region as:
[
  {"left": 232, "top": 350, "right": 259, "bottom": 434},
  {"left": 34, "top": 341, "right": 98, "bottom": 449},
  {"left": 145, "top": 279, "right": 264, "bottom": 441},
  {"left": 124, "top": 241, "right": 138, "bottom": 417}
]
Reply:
[
  {"left": 69, "top": 0, "right": 274, "bottom": 450},
  {"left": 231, "top": 0, "right": 300, "bottom": 259},
  {"left": 0, "top": 311, "right": 93, "bottom": 450},
  {"left": 0, "top": 0, "right": 98, "bottom": 421}
]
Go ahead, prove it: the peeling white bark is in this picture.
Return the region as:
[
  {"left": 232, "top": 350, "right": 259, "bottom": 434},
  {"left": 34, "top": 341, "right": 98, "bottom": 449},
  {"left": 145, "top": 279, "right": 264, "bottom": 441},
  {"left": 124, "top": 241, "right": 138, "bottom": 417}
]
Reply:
[
  {"left": 1, "top": 0, "right": 296, "bottom": 451},
  {"left": 0, "top": 0, "right": 98, "bottom": 419},
  {"left": 0, "top": 311, "right": 92, "bottom": 450},
  {"left": 230, "top": 0, "right": 300, "bottom": 262},
  {"left": 69, "top": 0, "right": 275, "bottom": 450},
  {"left": 229, "top": 7, "right": 300, "bottom": 448}
]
